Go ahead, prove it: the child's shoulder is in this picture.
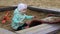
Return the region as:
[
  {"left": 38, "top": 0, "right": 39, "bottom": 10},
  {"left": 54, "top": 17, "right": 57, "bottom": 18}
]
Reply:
[{"left": 14, "top": 8, "right": 19, "bottom": 14}]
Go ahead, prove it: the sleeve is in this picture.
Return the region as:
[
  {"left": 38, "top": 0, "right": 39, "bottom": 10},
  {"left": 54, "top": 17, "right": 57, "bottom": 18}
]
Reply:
[{"left": 25, "top": 15, "right": 34, "bottom": 20}]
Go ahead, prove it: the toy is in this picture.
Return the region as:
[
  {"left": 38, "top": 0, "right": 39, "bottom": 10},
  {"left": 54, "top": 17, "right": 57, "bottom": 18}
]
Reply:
[{"left": 2, "top": 11, "right": 10, "bottom": 24}]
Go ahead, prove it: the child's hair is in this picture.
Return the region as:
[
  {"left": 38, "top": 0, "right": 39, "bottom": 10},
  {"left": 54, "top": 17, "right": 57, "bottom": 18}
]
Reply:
[{"left": 29, "top": 20, "right": 42, "bottom": 27}]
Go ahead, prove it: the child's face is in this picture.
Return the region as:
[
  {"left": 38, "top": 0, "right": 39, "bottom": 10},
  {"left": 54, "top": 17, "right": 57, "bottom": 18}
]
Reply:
[{"left": 20, "top": 9, "right": 27, "bottom": 13}]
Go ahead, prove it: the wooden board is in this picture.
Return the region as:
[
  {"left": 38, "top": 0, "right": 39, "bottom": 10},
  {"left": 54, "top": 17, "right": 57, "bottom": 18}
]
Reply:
[
  {"left": 0, "top": 6, "right": 60, "bottom": 14},
  {"left": 0, "top": 28, "right": 16, "bottom": 34},
  {"left": 16, "top": 24, "right": 60, "bottom": 34}
]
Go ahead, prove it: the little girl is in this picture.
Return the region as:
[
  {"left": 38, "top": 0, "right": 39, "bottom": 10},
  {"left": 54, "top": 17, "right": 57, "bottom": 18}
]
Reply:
[{"left": 11, "top": 3, "right": 35, "bottom": 31}]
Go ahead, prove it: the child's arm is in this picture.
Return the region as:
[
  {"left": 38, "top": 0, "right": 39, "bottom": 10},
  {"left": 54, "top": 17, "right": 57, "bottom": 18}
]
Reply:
[{"left": 25, "top": 15, "right": 34, "bottom": 20}]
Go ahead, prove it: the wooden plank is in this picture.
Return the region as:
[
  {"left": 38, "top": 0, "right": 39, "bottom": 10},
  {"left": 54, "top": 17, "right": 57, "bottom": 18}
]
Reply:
[
  {"left": 0, "top": 28, "right": 16, "bottom": 34},
  {"left": 28, "top": 6, "right": 60, "bottom": 14},
  {"left": 0, "top": 6, "right": 60, "bottom": 14},
  {"left": 16, "top": 24, "right": 60, "bottom": 34}
]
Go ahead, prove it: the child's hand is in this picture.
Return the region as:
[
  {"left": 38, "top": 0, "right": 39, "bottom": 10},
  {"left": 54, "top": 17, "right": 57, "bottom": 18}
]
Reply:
[
  {"left": 33, "top": 16, "right": 37, "bottom": 18},
  {"left": 32, "top": 16, "right": 38, "bottom": 20}
]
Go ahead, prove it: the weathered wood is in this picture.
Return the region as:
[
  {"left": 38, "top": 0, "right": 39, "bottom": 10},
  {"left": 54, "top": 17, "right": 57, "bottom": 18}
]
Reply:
[
  {"left": 16, "top": 24, "right": 60, "bottom": 34},
  {"left": 28, "top": 6, "right": 60, "bottom": 14},
  {"left": 0, "top": 28, "right": 16, "bottom": 34},
  {"left": 0, "top": 6, "right": 60, "bottom": 14},
  {"left": 0, "top": 6, "right": 17, "bottom": 11}
]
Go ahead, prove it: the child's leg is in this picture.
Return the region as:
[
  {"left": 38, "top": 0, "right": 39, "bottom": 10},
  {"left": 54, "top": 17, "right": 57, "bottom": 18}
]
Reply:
[
  {"left": 15, "top": 23, "right": 28, "bottom": 31},
  {"left": 22, "top": 23, "right": 29, "bottom": 29},
  {"left": 22, "top": 23, "right": 28, "bottom": 27},
  {"left": 14, "top": 26, "right": 23, "bottom": 31}
]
